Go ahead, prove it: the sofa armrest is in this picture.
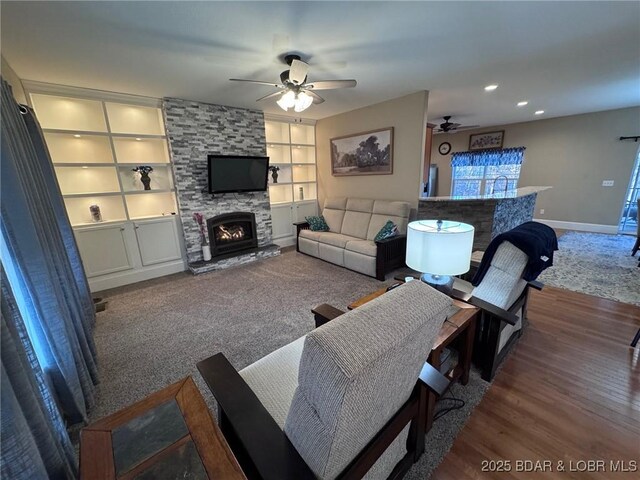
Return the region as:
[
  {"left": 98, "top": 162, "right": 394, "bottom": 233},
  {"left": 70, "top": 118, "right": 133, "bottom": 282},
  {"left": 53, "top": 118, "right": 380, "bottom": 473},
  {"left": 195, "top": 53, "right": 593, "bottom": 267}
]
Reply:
[
  {"left": 450, "top": 288, "right": 519, "bottom": 326},
  {"left": 294, "top": 222, "right": 310, "bottom": 252},
  {"left": 311, "top": 303, "right": 346, "bottom": 328},
  {"left": 374, "top": 235, "right": 407, "bottom": 281},
  {"left": 293, "top": 221, "right": 309, "bottom": 233},
  {"left": 197, "top": 354, "right": 316, "bottom": 480},
  {"left": 374, "top": 233, "right": 407, "bottom": 246}
]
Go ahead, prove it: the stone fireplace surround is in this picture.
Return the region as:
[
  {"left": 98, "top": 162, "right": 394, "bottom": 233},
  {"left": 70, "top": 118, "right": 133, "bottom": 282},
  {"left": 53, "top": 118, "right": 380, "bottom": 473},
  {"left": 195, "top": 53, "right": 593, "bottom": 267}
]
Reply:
[{"left": 163, "top": 97, "right": 279, "bottom": 274}]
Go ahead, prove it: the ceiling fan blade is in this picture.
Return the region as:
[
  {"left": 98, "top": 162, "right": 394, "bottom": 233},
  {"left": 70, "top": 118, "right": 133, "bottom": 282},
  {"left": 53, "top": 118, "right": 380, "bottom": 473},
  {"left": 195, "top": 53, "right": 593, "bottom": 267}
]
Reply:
[
  {"left": 230, "top": 79, "right": 284, "bottom": 88},
  {"left": 256, "top": 91, "right": 284, "bottom": 102},
  {"left": 306, "top": 90, "right": 325, "bottom": 104},
  {"left": 289, "top": 59, "right": 309, "bottom": 85},
  {"left": 306, "top": 79, "right": 357, "bottom": 90},
  {"left": 454, "top": 125, "right": 480, "bottom": 131}
]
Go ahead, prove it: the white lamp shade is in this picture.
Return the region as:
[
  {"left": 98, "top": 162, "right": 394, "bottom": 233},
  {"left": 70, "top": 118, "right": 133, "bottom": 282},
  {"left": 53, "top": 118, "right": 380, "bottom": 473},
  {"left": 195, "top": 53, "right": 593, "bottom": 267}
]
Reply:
[{"left": 406, "top": 220, "right": 475, "bottom": 276}]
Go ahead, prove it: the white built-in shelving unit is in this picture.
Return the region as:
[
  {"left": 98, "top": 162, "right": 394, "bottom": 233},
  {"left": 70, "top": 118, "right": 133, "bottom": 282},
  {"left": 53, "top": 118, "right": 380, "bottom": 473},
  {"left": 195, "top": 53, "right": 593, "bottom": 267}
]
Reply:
[
  {"left": 265, "top": 117, "right": 318, "bottom": 245},
  {"left": 26, "top": 82, "right": 186, "bottom": 291}
]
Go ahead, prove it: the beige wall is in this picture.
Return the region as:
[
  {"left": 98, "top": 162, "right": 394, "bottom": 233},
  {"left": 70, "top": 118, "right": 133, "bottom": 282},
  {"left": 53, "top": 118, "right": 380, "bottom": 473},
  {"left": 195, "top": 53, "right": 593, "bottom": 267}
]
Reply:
[
  {"left": 430, "top": 107, "right": 640, "bottom": 226},
  {"left": 1, "top": 55, "right": 27, "bottom": 104},
  {"left": 316, "top": 91, "right": 429, "bottom": 209}
]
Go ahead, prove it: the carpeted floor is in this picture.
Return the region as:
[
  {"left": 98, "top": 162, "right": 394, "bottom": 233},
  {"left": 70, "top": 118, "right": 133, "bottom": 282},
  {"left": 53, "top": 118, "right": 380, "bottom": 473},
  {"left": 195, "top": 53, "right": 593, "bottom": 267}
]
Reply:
[
  {"left": 93, "top": 250, "right": 489, "bottom": 479},
  {"left": 538, "top": 231, "right": 640, "bottom": 306}
]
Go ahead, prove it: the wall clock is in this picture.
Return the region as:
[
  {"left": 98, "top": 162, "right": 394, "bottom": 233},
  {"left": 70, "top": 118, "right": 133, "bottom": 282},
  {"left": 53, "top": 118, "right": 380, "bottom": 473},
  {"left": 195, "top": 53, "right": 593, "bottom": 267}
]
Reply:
[{"left": 438, "top": 142, "right": 452, "bottom": 155}]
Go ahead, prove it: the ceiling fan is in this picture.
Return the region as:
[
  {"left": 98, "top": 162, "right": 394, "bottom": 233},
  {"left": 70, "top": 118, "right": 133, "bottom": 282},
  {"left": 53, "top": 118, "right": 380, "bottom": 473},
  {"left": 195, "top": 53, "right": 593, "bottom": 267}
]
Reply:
[
  {"left": 230, "top": 54, "right": 357, "bottom": 113},
  {"left": 435, "top": 116, "right": 479, "bottom": 133}
]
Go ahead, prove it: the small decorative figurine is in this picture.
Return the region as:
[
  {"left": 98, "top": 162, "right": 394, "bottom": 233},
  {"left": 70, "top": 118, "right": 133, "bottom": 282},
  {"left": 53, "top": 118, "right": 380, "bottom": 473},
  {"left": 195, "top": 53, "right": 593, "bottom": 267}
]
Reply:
[
  {"left": 132, "top": 166, "right": 154, "bottom": 190},
  {"left": 268, "top": 165, "right": 280, "bottom": 183}
]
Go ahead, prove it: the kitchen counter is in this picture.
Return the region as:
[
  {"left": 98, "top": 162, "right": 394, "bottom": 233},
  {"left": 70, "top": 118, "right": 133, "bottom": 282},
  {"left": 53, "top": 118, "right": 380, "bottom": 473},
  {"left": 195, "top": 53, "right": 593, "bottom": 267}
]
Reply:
[
  {"left": 419, "top": 186, "right": 552, "bottom": 202},
  {"left": 417, "top": 186, "right": 551, "bottom": 251}
]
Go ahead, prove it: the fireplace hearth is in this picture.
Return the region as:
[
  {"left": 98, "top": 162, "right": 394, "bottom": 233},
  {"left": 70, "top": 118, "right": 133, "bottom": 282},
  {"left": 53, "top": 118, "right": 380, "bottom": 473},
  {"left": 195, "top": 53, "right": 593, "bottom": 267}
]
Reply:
[{"left": 207, "top": 212, "right": 258, "bottom": 258}]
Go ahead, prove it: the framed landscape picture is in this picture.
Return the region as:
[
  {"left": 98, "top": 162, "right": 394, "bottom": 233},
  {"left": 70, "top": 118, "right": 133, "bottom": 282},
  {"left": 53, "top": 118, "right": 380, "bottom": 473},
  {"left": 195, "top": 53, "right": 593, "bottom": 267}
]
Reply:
[
  {"left": 330, "top": 127, "right": 394, "bottom": 176},
  {"left": 468, "top": 130, "right": 504, "bottom": 151}
]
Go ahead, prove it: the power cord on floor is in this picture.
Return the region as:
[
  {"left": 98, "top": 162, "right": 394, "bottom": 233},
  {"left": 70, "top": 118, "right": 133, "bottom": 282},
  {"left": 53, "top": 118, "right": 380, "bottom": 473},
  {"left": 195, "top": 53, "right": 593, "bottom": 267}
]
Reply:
[{"left": 433, "top": 394, "right": 466, "bottom": 421}]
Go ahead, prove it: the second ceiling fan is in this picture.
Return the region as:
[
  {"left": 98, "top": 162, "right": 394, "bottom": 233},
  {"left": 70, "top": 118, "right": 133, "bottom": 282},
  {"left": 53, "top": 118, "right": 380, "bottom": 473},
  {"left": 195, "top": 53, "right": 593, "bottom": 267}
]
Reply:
[{"left": 230, "top": 54, "right": 357, "bottom": 112}]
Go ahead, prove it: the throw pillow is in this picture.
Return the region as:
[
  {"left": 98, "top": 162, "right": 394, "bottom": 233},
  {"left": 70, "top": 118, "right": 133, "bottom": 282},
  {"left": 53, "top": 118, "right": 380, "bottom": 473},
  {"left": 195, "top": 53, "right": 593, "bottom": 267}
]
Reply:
[
  {"left": 374, "top": 220, "right": 398, "bottom": 241},
  {"left": 306, "top": 215, "right": 329, "bottom": 232}
]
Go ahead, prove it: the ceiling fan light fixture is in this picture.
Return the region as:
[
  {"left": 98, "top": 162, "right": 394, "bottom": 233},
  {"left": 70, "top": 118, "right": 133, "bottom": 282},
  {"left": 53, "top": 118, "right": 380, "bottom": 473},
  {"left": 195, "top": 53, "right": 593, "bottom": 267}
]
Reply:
[
  {"left": 277, "top": 90, "right": 296, "bottom": 111},
  {"left": 294, "top": 91, "right": 313, "bottom": 112},
  {"left": 484, "top": 84, "right": 498, "bottom": 92}
]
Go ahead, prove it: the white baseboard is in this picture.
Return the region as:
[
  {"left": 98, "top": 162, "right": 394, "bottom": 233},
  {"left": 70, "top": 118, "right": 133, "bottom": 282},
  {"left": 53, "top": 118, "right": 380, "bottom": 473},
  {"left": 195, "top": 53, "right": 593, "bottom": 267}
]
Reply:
[
  {"left": 273, "top": 236, "right": 296, "bottom": 248},
  {"left": 533, "top": 219, "right": 618, "bottom": 234},
  {"left": 90, "top": 260, "right": 187, "bottom": 293}
]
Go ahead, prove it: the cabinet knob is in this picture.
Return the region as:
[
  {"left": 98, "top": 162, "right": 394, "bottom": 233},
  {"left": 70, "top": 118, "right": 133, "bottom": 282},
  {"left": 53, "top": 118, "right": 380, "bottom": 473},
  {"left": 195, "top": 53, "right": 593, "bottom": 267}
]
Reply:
[
  {"left": 120, "top": 227, "right": 125, "bottom": 231},
  {"left": 135, "top": 225, "right": 139, "bottom": 229}
]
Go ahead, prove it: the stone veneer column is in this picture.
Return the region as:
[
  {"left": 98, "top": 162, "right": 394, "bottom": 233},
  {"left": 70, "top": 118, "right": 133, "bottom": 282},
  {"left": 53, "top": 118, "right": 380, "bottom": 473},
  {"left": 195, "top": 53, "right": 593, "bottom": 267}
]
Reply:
[{"left": 163, "top": 97, "right": 273, "bottom": 264}]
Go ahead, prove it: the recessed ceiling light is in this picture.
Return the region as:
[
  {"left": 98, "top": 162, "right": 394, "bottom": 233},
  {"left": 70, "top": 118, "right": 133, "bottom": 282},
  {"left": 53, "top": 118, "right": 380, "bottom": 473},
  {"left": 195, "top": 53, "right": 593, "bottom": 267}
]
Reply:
[
  {"left": 484, "top": 84, "right": 498, "bottom": 92},
  {"left": 135, "top": 137, "right": 142, "bottom": 141},
  {"left": 82, "top": 166, "right": 88, "bottom": 169},
  {"left": 74, "top": 134, "right": 81, "bottom": 138},
  {"left": 535, "top": 110, "right": 545, "bottom": 115},
  {"left": 517, "top": 101, "right": 529, "bottom": 107}
]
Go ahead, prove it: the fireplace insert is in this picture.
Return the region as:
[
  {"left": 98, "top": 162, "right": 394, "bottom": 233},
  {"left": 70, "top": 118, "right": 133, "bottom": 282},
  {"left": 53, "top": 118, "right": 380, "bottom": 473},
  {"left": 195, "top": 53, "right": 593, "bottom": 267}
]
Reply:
[{"left": 207, "top": 212, "right": 258, "bottom": 258}]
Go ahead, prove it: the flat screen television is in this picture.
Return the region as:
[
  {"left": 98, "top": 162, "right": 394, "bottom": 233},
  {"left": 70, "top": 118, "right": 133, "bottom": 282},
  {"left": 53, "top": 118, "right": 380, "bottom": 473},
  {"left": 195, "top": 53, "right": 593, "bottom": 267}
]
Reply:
[{"left": 207, "top": 155, "right": 269, "bottom": 194}]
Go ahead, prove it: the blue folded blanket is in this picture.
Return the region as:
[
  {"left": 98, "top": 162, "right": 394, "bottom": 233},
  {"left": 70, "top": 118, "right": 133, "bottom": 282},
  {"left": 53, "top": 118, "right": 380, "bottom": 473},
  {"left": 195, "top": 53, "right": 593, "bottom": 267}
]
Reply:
[{"left": 471, "top": 221, "right": 558, "bottom": 286}]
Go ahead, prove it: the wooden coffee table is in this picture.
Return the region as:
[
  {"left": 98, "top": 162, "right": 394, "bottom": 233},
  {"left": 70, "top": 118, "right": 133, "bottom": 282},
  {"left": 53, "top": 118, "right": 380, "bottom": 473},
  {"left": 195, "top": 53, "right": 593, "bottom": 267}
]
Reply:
[
  {"left": 80, "top": 377, "right": 246, "bottom": 480},
  {"left": 348, "top": 282, "right": 479, "bottom": 431}
]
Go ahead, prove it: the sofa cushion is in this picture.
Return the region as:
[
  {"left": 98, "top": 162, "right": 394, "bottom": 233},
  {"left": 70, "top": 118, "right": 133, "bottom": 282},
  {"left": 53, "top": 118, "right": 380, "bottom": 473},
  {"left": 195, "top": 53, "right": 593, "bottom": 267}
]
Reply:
[
  {"left": 319, "top": 243, "right": 344, "bottom": 266},
  {"left": 322, "top": 208, "right": 345, "bottom": 233},
  {"left": 240, "top": 336, "right": 305, "bottom": 429},
  {"left": 341, "top": 210, "right": 372, "bottom": 239},
  {"left": 298, "top": 237, "right": 319, "bottom": 257},
  {"left": 344, "top": 250, "right": 377, "bottom": 277},
  {"left": 317, "top": 232, "right": 355, "bottom": 249},
  {"left": 324, "top": 197, "right": 347, "bottom": 210},
  {"left": 299, "top": 229, "right": 323, "bottom": 241},
  {"left": 346, "top": 198, "right": 375, "bottom": 213},
  {"left": 366, "top": 201, "right": 410, "bottom": 240},
  {"left": 284, "top": 281, "right": 452, "bottom": 479},
  {"left": 345, "top": 239, "right": 377, "bottom": 257}
]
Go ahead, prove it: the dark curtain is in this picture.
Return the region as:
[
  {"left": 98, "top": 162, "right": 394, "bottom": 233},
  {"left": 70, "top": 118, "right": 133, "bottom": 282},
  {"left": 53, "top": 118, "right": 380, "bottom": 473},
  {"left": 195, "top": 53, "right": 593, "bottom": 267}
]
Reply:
[{"left": 1, "top": 78, "right": 99, "bottom": 477}]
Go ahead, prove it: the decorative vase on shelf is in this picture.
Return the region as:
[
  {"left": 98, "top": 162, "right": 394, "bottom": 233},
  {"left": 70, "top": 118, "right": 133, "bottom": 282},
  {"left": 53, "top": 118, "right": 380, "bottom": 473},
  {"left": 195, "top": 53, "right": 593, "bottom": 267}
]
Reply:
[
  {"left": 89, "top": 204, "right": 102, "bottom": 222},
  {"left": 269, "top": 166, "right": 280, "bottom": 184},
  {"left": 132, "top": 166, "right": 154, "bottom": 191},
  {"left": 299, "top": 186, "right": 304, "bottom": 200}
]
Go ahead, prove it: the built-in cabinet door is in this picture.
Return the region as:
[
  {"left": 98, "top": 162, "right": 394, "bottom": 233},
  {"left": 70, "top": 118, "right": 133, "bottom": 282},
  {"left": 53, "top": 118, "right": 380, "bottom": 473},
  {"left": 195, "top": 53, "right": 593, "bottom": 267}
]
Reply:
[
  {"left": 271, "top": 204, "right": 294, "bottom": 239},
  {"left": 75, "top": 224, "right": 133, "bottom": 277},
  {"left": 294, "top": 201, "right": 318, "bottom": 223},
  {"left": 134, "top": 218, "right": 182, "bottom": 266}
]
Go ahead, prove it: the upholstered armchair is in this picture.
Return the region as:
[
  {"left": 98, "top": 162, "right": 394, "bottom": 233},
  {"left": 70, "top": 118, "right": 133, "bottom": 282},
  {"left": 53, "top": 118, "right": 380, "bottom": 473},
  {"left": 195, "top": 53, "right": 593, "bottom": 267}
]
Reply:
[
  {"left": 452, "top": 242, "right": 544, "bottom": 381},
  {"left": 197, "top": 281, "right": 452, "bottom": 480}
]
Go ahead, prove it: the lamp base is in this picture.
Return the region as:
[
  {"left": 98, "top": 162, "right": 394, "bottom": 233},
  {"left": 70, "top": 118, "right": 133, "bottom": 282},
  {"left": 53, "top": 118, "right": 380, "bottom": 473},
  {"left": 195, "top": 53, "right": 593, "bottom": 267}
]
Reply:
[{"left": 420, "top": 273, "right": 454, "bottom": 295}]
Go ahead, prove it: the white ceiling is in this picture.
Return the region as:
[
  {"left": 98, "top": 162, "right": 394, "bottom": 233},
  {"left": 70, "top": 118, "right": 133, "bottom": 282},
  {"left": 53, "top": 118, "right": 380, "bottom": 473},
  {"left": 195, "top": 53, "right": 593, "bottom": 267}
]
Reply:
[{"left": 2, "top": 1, "right": 639, "bottom": 127}]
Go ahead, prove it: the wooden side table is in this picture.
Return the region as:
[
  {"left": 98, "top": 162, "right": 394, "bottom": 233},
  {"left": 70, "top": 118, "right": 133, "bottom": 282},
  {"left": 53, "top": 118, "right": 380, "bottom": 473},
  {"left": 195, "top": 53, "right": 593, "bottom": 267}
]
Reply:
[
  {"left": 347, "top": 282, "right": 479, "bottom": 431},
  {"left": 80, "top": 377, "right": 246, "bottom": 480}
]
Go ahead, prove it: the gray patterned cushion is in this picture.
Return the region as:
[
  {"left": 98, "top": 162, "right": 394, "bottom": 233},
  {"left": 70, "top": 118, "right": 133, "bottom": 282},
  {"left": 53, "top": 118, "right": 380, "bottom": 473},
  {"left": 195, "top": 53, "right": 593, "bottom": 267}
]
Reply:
[
  {"left": 472, "top": 241, "right": 528, "bottom": 309},
  {"left": 284, "top": 281, "right": 452, "bottom": 479}
]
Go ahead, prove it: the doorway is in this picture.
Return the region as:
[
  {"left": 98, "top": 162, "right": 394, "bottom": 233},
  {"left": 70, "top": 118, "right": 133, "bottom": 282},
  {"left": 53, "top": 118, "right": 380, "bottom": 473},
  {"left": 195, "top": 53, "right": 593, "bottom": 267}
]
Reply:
[{"left": 618, "top": 146, "right": 640, "bottom": 234}]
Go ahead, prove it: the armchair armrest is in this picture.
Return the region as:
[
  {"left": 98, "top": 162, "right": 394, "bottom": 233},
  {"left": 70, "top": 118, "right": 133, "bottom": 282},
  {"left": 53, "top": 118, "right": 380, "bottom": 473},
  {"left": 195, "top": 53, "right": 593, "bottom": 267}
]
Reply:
[
  {"left": 528, "top": 279, "right": 544, "bottom": 291},
  {"left": 418, "top": 361, "right": 451, "bottom": 397},
  {"left": 197, "top": 354, "right": 316, "bottom": 480},
  {"left": 311, "top": 303, "right": 345, "bottom": 328},
  {"left": 450, "top": 288, "right": 519, "bottom": 326}
]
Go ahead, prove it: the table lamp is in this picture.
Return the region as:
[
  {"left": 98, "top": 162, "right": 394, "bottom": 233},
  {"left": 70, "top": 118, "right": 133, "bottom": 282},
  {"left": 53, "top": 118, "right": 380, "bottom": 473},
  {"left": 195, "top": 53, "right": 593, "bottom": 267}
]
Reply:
[{"left": 406, "top": 219, "right": 475, "bottom": 293}]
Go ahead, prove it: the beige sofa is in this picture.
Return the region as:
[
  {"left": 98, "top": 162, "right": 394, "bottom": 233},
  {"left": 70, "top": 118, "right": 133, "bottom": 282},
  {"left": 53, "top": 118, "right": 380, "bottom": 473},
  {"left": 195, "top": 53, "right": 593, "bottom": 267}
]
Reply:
[{"left": 295, "top": 197, "right": 410, "bottom": 280}]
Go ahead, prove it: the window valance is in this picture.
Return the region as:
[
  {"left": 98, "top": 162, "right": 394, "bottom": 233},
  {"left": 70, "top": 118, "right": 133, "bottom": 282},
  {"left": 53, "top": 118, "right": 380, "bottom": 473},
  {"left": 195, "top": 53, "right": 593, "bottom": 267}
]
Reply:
[{"left": 451, "top": 147, "right": 526, "bottom": 167}]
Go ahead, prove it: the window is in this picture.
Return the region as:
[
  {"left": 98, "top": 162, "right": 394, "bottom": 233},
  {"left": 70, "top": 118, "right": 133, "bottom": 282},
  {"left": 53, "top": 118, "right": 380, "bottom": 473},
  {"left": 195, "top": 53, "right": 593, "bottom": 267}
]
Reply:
[{"left": 450, "top": 147, "right": 525, "bottom": 197}]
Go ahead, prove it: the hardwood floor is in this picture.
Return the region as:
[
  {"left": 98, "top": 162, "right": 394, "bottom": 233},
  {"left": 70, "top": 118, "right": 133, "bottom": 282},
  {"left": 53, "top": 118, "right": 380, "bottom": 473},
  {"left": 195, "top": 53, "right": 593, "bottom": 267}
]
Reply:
[{"left": 433, "top": 286, "right": 640, "bottom": 479}]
